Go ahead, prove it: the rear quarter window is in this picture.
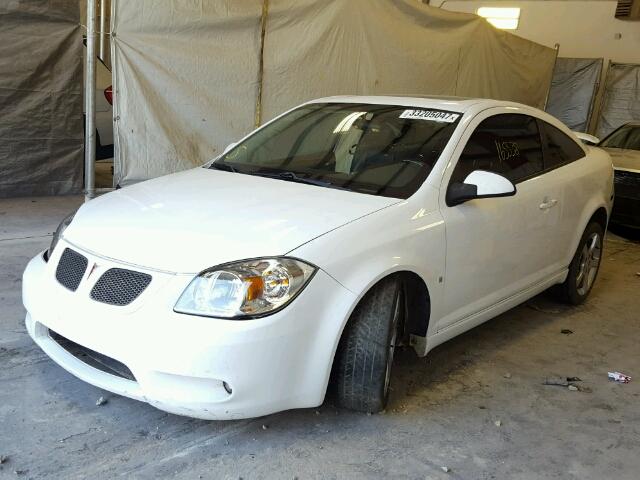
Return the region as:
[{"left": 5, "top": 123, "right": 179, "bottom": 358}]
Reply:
[{"left": 540, "top": 121, "right": 585, "bottom": 169}]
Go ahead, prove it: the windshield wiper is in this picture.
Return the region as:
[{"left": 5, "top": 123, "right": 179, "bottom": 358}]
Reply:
[
  {"left": 251, "top": 171, "right": 347, "bottom": 190},
  {"left": 209, "top": 162, "right": 237, "bottom": 173}
]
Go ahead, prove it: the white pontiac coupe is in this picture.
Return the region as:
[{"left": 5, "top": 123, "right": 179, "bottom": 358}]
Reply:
[{"left": 23, "top": 96, "right": 614, "bottom": 419}]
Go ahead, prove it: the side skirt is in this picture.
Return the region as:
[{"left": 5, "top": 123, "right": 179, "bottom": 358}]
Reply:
[{"left": 417, "top": 269, "right": 568, "bottom": 357}]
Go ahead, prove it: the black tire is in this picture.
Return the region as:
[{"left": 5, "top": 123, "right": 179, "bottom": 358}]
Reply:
[
  {"left": 556, "top": 221, "right": 604, "bottom": 305},
  {"left": 334, "top": 277, "right": 403, "bottom": 413}
]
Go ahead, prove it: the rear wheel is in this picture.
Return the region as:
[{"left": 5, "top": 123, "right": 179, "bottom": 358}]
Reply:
[
  {"left": 334, "top": 277, "right": 403, "bottom": 413},
  {"left": 556, "top": 221, "right": 604, "bottom": 305}
]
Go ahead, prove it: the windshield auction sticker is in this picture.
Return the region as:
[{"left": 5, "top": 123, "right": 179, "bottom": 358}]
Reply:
[{"left": 399, "top": 109, "right": 460, "bottom": 123}]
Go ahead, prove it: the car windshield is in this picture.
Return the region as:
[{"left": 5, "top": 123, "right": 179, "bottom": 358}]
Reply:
[
  {"left": 209, "top": 103, "right": 460, "bottom": 198},
  {"left": 600, "top": 125, "right": 640, "bottom": 150}
]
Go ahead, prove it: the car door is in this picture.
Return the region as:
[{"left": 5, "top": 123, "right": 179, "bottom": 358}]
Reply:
[
  {"left": 436, "top": 110, "right": 556, "bottom": 331},
  {"left": 537, "top": 119, "right": 590, "bottom": 269}
]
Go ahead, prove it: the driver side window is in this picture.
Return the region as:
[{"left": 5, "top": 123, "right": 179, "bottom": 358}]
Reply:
[{"left": 451, "top": 113, "right": 544, "bottom": 185}]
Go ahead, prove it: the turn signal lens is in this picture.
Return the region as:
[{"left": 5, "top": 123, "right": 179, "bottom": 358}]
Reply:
[{"left": 174, "top": 258, "right": 316, "bottom": 319}]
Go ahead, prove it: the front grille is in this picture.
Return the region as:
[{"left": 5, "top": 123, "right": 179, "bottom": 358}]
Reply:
[
  {"left": 49, "top": 329, "right": 136, "bottom": 381},
  {"left": 90, "top": 268, "right": 152, "bottom": 306},
  {"left": 614, "top": 170, "right": 640, "bottom": 200},
  {"left": 55, "top": 248, "right": 88, "bottom": 292}
]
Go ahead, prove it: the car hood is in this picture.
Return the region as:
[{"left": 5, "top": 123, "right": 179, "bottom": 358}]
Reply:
[
  {"left": 601, "top": 147, "right": 640, "bottom": 172},
  {"left": 63, "top": 167, "right": 400, "bottom": 273}
]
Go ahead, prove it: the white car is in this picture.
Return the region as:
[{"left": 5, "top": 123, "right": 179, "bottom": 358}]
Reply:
[{"left": 23, "top": 96, "right": 613, "bottom": 419}]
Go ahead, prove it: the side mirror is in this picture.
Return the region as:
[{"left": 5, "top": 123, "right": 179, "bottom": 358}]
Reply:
[
  {"left": 223, "top": 142, "right": 237, "bottom": 154},
  {"left": 447, "top": 170, "right": 516, "bottom": 207}
]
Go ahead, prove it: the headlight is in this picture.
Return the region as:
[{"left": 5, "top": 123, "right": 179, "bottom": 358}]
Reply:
[
  {"left": 47, "top": 211, "right": 76, "bottom": 260},
  {"left": 174, "top": 258, "right": 316, "bottom": 319}
]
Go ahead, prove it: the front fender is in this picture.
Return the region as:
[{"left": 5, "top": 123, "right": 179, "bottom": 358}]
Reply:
[{"left": 289, "top": 197, "right": 446, "bottom": 354}]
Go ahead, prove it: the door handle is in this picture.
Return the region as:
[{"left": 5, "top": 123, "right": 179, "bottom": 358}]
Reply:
[{"left": 539, "top": 198, "right": 558, "bottom": 210}]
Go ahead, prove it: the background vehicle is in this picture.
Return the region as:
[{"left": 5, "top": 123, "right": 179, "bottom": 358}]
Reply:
[{"left": 599, "top": 122, "right": 640, "bottom": 228}]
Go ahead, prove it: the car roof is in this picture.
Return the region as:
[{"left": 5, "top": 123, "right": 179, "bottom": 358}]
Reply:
[{"left": 306, "top": 95, "right": 531, "bottom": 114}]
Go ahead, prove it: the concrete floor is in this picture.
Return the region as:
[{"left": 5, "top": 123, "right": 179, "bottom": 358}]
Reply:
[
  {"left": 1, "top": 195, "right": 639, "bottom": 480},
  {"left": 96, "top": 159, "right": 113, "bottom": 188}
]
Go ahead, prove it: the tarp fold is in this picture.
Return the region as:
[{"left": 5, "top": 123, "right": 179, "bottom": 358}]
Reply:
[
  {"left": 545, "top": 57, "right": 603, "bottom": 132},
  {"left": 596, "top": 62, "right": 640, "bottom": 139}
]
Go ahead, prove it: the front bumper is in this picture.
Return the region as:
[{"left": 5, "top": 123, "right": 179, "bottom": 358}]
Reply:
[{"left": 23, "top": 241, "right": 356, "bottom": 419}]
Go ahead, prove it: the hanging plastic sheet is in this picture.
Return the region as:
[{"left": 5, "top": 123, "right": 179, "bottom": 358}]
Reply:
[
  {"left": 545, "top": 58, "right": 603, "bottom": 132},
  {"left": 596, "top": 62, "right": 640, "bottom": 139},
  {"left": 111, "top": 0, "right": 557, "bottom": 186},
  {"left": 0, "top": 1, "right": 83, "bottom": 198}
]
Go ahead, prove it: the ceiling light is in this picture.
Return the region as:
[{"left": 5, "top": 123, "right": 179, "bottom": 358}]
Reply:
[{"left": 477, "top": 7, "right": 521, "bottom": 30}]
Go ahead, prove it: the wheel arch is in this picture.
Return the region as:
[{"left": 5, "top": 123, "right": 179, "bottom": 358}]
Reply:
[
  {"left": 565, "top": 203, "right": 610, "bottom": 270},
  {"left": 330, "top": 268, "right": 432, "bottom": 368},
  {"left": 397, "top": 270, "right": 431, "bottom": 341},
  {"left": 589, "top": 206, "right": 609, "bottom": 231},
  {"left": 325, "top": 268, "right": 432, "bottom": 402}
]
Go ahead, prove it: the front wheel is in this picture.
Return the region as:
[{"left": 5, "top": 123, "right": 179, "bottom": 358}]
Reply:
[
  {"left": 556, "top": 221, "right": 604, "bottom": 305},
  {"left": 333, "top": 277, "right": 403, "bottom": 413}
]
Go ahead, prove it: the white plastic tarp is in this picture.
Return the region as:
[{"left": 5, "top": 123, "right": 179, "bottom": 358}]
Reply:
[
  {"left": 596, "top": 62, "right": 640, "bottom": 139},
  {"left": 111, "top": 0, "right": 558, "bottom": 186},
  {"left": 545, "top": 58, "right": 603, "bottom": 133},
  {"left": 0, "top": 0, "right": 83, "bottom": 197}
]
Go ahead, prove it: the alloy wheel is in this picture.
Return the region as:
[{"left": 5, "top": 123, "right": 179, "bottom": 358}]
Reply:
[{"left": 576, "top": 232, "right": 601, "bottom": 296}]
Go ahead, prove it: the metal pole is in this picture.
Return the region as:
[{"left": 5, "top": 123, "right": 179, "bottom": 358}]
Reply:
[
  {"left": 543, "top": 43, "right": 560, "bottom": 111},
  {"left": 99, "top": 0, "right": 106, "bottom": 61},
  {"left": 584, "top": 59, "right": 603, "bottom": 134},
  {"left": 84, "top": 0, "right": 97, "bottom": 201},
  {"left": 592, "top": 60, "right": 612, "bottom": 137},
  {"left": 254, "top": 0, "right": 269, "bottom": 128}
]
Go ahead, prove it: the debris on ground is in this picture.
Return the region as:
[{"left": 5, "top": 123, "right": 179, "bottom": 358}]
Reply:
[
  {"left": 608, "top": 372, "right": 631, "bottom": 383},
  {"left": 543, "top": 376, "right": 582, "bottom": 386},
  {"left": 561, "top": 329, "right": 573, "bottom": 335},
  {"left": 95, "top": 396, "right": 108, "bottom": 406},
  {"left": 568, "top": 385, "right": 579, "bottom": 391},
  {"left": 494, "top": 420, "right": 502, "bottom": 427},
  {"left": 441, "top": 466, "right": 451, "bottom": 473},
  {"left": 14, "top": 469, "right": 26, "bottom": 476},
  {"left": 0, "top": 455, "right": 7, "bottom": 464},
  {"left": 503, "top": 373, "right": 512, "bottom": 379},
  {"left": 543, "top": 376, "right": 569, "bottom": 387},
  {"left": 261, "top": 424, "right": 268, "bottom": 430}
]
